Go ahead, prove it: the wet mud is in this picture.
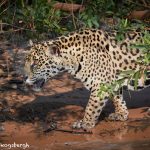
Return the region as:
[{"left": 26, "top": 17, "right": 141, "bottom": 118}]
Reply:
[{"left": 0, "top": 42, "right": 150, "bottom": 150}]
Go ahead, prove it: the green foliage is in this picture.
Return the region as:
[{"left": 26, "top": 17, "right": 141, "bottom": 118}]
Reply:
[
  {"left": 98, "top": 70, "right": 139, "bottom": 99},
  {"left": 79, "top": 0, "right": 115, "bottom": 28},
  {"left": 1, "top": 0, "right": 149, "bottom": 39},
  {"left": 0, "top": 0, "right": 66, "bottom": 38},
  {"left": 120, "top": 69, "right": 147, "bottom": 90},
  {"left": 115, "top": 19, "right": 147, "bottom": 42},
  {"left": 115, "top": 19, "right": 132, "bottom": 41},
  {"left": 131, "top": 31, "right": 150, "bottom": 66},
  {"left": 131, "top": 31, "right": 150, "bottom": 89},
  {"left": 98, "top": 30, "right": 150, "bottom": 99},
  {"left": 98, "top": 69, "right": 147, "bottom": 100},
  {"left": 98, "top": 79, "right": 124, "bottom": 99},
  {"left": 79, "top": 12, "right": 99, "bottom": 28},
  {"left": 115, "top": 20, "right": 150, "bottom": 91}
]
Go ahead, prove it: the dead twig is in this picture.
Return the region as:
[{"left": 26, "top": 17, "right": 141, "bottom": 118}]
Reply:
[
  {"left": 0, "top": 22, "right": 37, "bottom": 35},
  {"left": 0, "top": 28, "right": 24, "bottom": 34},
  {"left": 43, "top": 124, "right": 92, "bottom": 134},
  {"left": 44, "top": 128, "right": 92, "bottom": 134},
  {"left": 0, "top": 0, "right": 7, "bottom": 7}
]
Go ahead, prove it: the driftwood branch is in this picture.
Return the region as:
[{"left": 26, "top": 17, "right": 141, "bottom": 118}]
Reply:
[
  {"left": 43, "top": 123, "right": 92, "bottom": 134},
  {"left": 44, "top": 128, "right": 92, "bottom": 134}
]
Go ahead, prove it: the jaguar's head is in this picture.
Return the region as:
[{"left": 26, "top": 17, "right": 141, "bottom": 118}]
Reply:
[{"left": 24, "top": 41, "right": 64, "bottom": 91}]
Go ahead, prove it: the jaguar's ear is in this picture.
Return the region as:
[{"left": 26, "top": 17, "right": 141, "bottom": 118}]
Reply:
[{"left": 48, "top": 44, "right": 60, "bottom": 57}]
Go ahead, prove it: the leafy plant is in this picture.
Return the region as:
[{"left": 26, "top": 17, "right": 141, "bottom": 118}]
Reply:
[
  {"left": 98, "top": 30, "right": 150, "bottom": 100},
  {"left": 78, "top": 0, "right": 115, "bottom": 28},
  {"left": 1, "top": 0, "right": 149, "bottom": 39},
  {"left": 98, "top": 78, "right": 125, "bottom": 99},
  {"left": 0, "top": 0, "right": 66, "bottom": 39},
  {"left": 131, "top": 30, "right": 150, "bottom": 66},
  {"left": 115, "top": 19, "right": 131, "bottom": 41}
]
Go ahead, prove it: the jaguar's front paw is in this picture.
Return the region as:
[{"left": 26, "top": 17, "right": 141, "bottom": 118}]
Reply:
[
  {"left": 108, "top": 112, "right": 128, "bottom": 121},
  {"left": 72, "top": 120, "right": 83, "bottom": 129},
  {"left": 72, "top": 119, "right": 95, "bottom": 130}
]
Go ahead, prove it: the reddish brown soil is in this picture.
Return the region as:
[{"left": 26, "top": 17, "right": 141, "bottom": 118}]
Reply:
[{"left": 0, "top": 42, "right": 150, "bottom": 150}]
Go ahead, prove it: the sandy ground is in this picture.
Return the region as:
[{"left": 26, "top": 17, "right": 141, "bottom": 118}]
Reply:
[{"left": 0, "top": 42, "right": 150, "bottom": 150}]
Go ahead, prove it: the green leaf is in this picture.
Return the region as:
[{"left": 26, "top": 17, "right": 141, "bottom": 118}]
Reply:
[
  {"left": 133, "top": 71, "right": 140, "bottom": 90},
  {"left": 92, "top": 19, "right": 99, "bottom": 28},
  {"left": 124, "top": 19, "right": 128, "bottom": 27},
  {"left": 87, "top": 19, "right": 92, "bottom": 28}
]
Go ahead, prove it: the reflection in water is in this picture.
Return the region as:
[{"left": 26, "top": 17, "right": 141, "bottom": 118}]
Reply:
[
  {"left": 1, "top": 117, "right": 150, "bottom": 150},
  {"left": 99, "top": 118, "right": 150, "bottom": 139},
  {"left": 51, "top": 140, "right": 150, "bottom": 150}
]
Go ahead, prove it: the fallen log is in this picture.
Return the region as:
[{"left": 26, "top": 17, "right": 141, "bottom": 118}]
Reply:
[
  {"left": 49, "top": 1, "right": 85, "bottom": 12},
  {"left": 127, "top": 10, "right": 150, "bottom": 20}
]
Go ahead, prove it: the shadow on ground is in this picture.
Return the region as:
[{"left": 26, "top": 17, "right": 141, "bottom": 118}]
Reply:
[{"left": 16, "top": 86, "right": 150, "bottom": 123}]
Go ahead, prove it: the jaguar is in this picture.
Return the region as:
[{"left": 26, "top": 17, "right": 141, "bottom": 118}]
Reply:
[{"left": 24, "top": 28, "right": 149, "bottom": 129}]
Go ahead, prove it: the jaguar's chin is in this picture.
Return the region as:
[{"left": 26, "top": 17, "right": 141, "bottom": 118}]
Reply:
[{"left": 26, "top": 78, "right": 45, "bottom": 92}]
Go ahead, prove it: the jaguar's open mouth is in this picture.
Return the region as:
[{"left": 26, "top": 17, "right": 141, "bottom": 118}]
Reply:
[{"left": 26, "top": 78, "right": 45, "bottom": 92}]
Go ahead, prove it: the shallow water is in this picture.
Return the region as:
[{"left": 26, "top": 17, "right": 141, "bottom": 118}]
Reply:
[{"left": 1, "top": 106, "right": 150, "bottom": 150}]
